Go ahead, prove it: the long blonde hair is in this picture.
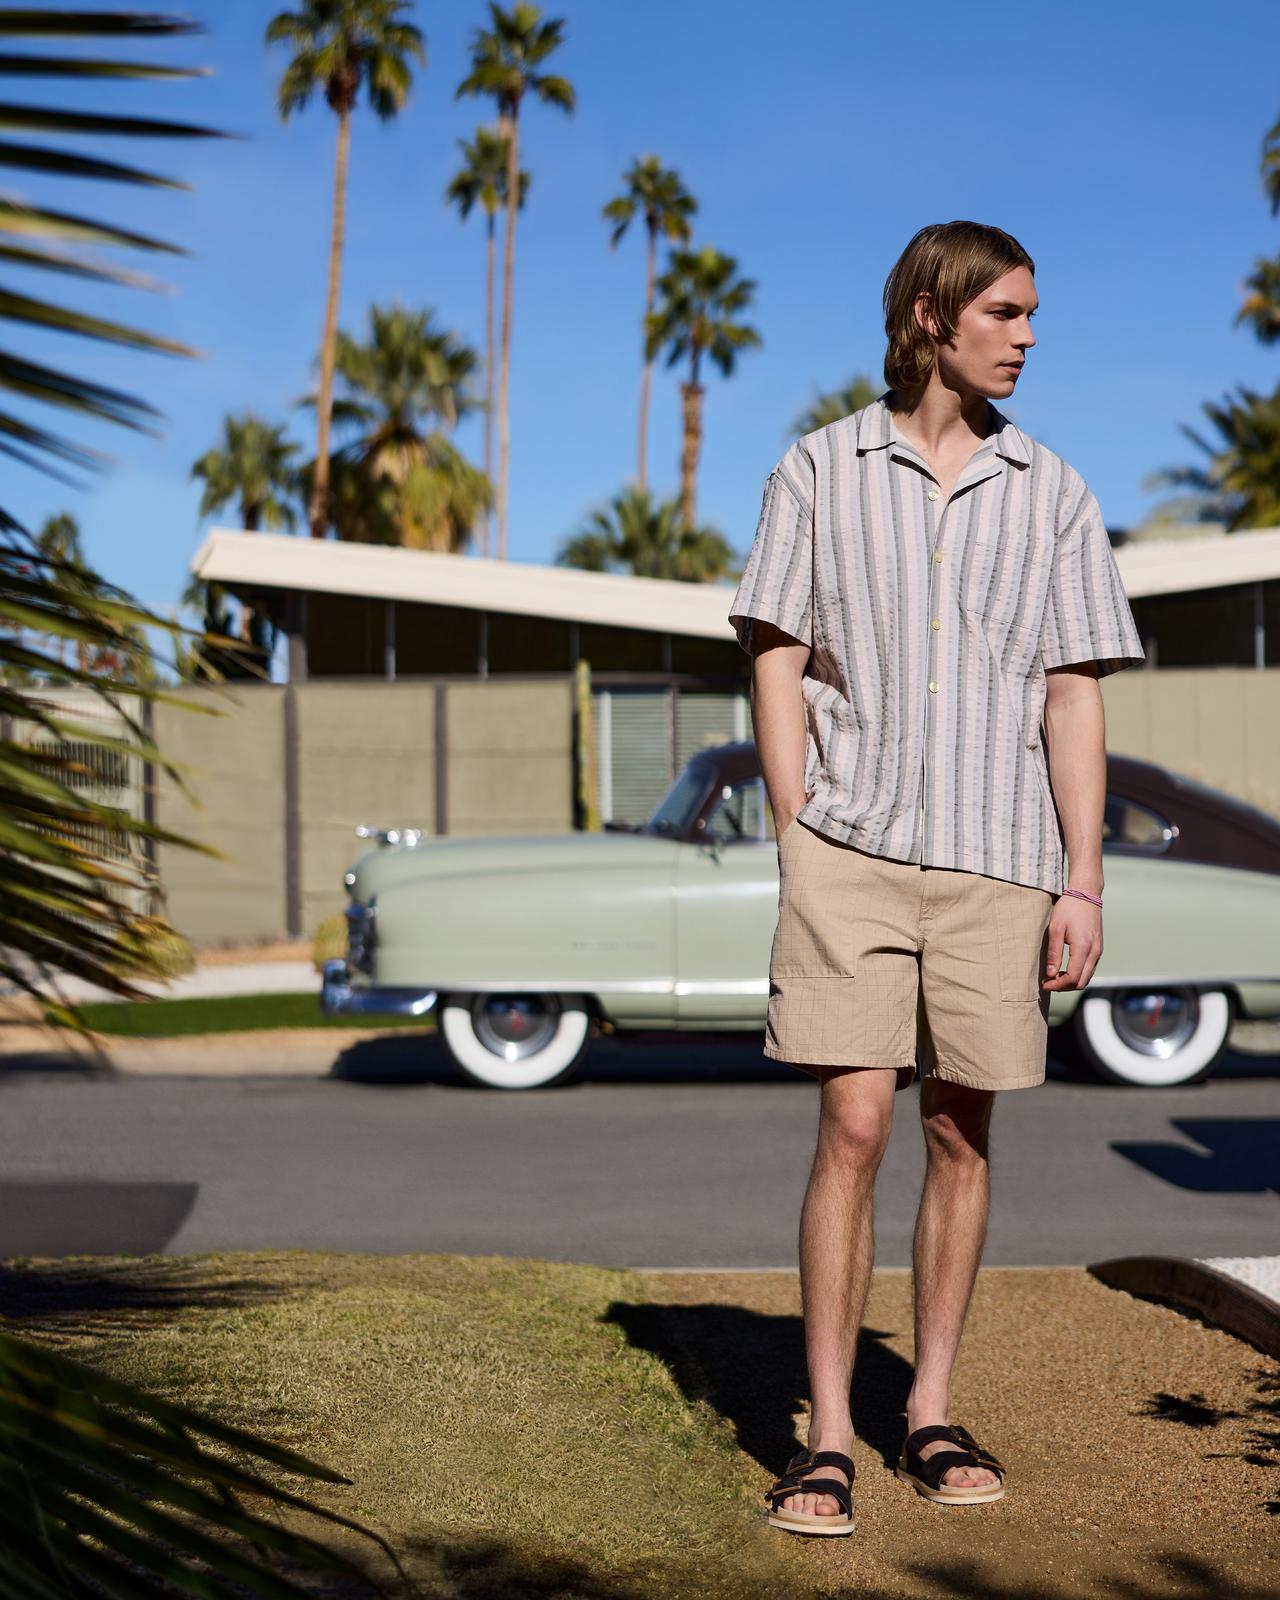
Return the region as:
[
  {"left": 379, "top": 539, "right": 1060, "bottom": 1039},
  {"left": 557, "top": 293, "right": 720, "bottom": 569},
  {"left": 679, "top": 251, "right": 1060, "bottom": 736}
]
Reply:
[{"left": 883, "top": 221, "right": 1035, "bottom": 396}]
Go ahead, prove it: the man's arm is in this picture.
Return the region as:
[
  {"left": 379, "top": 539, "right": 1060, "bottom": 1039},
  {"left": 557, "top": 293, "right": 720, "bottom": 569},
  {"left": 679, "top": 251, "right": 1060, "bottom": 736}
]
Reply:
[
  {"left": 1041, "top": 661, "right": 1106, "bottom": 991},
  {"left": 748, "top": 620, "right": 811, "bottom": 838}
]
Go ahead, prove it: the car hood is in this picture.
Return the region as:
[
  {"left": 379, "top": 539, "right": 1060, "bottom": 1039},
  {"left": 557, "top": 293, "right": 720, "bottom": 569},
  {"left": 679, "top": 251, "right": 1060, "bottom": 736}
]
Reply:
[{"left": 345, "top": 830, "right": 682, "bottom": 903}]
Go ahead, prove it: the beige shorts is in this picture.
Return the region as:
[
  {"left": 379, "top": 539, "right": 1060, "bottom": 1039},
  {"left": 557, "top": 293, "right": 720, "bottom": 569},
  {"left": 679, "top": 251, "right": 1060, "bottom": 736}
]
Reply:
[{"left": 767, "top": 819, "right": 1055, "bottom": 1092}]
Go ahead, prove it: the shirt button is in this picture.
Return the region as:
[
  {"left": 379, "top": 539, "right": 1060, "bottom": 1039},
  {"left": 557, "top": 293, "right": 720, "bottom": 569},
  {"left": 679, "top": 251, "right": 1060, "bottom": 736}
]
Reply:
[
  {"left": 933, "top": 551, "right": 944, "bottom": 563},
  {"left": 928, "top": 679, "right": 939, "bottom": 693},
  {"left": 927, "top": 489, "right": 940, "bottom": 501},
  {"left": 931, "top": 617, "right": 941, "bottom": 630}
]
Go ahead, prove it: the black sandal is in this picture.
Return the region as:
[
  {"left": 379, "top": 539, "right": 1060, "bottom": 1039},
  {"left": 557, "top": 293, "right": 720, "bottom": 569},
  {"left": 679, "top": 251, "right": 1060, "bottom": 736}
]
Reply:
[
  {"left": 896, "top": 1422, "right": 1006, "bottom": 1504},
  {"left": 764, "top": 1447, "right": 855, "bottom": 1536}
]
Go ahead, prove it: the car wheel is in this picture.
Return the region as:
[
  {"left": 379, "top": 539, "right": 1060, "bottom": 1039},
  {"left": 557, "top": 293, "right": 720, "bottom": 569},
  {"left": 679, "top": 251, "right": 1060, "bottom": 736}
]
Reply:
[
  {"left": 437, "top": 993, "right": 592, "bottom": 1089},
  {"left": 1072, "top": 986, "right": 1231, "bottom": 1087}
]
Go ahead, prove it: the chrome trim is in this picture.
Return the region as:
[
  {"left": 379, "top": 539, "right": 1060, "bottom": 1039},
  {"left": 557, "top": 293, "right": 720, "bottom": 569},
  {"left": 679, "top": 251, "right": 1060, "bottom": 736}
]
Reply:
[
  {"left": 673, "top": 978, "right": 770, "bottom": 996},
  {"left": 1080, "top": 974, "right": 1280, "bottom": 987},
  {"left": 354, "top": 824, "right": 425, "bottom": 848},
  {"left": 321, "top": 960, "right": 437, "bottom": 1017}
]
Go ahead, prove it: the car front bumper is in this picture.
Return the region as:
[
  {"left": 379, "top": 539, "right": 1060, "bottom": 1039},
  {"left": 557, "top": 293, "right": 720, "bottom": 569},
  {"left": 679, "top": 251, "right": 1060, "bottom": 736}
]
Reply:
[{"left": 320, "top": 959, "right": 438, "bottom": 1018}]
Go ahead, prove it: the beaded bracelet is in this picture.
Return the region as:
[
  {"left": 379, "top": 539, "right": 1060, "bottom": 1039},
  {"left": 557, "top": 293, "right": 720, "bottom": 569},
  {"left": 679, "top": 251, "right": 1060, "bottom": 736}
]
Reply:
[{"left": 1060, "top": 886, "right": 1103, "bottom": 908}]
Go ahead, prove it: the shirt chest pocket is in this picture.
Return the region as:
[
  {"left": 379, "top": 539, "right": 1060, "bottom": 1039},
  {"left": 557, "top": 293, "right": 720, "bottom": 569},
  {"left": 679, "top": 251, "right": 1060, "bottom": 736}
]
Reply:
[{"left": 955, "top": 527, "right": 1046, "bottom": 638}]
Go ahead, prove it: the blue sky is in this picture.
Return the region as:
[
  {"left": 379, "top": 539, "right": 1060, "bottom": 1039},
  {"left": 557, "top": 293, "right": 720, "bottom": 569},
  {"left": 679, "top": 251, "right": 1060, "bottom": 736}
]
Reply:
[{"left": 9, "top": 0, "right": 1280, "bottom": 623}]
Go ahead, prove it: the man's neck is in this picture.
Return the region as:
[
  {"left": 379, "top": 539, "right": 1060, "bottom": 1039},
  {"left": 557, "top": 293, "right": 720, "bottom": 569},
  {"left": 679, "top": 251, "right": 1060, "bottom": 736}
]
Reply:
[{"left": 887, "top": 383, "right": 992, "bottom": 458}]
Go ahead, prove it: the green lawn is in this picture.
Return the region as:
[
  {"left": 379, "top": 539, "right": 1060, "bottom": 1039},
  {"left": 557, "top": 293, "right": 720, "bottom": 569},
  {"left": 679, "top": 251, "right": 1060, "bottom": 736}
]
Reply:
[
  {"left": 3, "top": 1252, "right": 773, "bottom": 1600},
  {"left": 79, "top": 991, "right": 434, "bottom": 1038}
]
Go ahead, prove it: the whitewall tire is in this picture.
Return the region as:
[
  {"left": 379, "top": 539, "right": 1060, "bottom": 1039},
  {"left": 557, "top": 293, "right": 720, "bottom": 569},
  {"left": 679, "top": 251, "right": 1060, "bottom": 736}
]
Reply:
[
  {"left": 438, "top": 993, "right": 593, "bottom": 1089},
  {"left": 1072, "top": 987, "right": 1231, "bottom": 1088}
]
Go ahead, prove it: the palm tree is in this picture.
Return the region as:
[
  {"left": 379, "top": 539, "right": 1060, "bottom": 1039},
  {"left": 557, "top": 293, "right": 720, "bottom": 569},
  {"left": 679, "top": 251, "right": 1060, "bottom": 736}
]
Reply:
[
  {"left": 457, "top": 1, "right": 574, "bottom": 560},
  {"left": 645, "top": 244, "right": 762, "bottom": 529},
  {"left": 445, "top": 125, "right": 529, "bottom": 558},
  {"left": 0, "top": 10, "right": 402, "bottom": 1592},
  {"left": 191, "top": 412, "right": 300, "bottom": 639},
  {"left": 1141, "top": 384, "right": 1280, "bottom": 529},
  {"left": 265, "top": 0, "right": 425, "bottom": 539},
  {"left": 1237, "top": 113, "right": 1280, "bottom": 342},
  {"left": 556, "top": 484, "right": 736, "bottom": 581},
  {"left": 35, "top": 512, "right": 85, "bottom": 665},
  {"left": 602, "top": 156, "right": 697, "bottom": 492},
  {"left": 297, "top": 302, "right": 491, "bottom": 550},
  {"left": 789, "top": 373, "right": 881, "bottom": 437}
]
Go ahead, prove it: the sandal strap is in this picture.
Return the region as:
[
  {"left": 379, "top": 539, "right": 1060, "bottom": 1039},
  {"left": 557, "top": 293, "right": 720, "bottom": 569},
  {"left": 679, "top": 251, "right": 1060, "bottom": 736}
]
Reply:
[
  {"left": 765, "top": 1477, "right": 852, "bottom": 1517},
  {"left": 908, "top": 1447, "right": 983, "bottom": 1492},
  {"left": 764, "top": 1448, "right": 855, "bottom": 1509},
  {"left": 902, "top": 1423, "right": 1005, "bottom": 1488},
  {"left": 903, "top": 1424, "right": 961, "bottom": 1454},
  {"left": 949, "top": 1424, "right": 1004, "bottom": 1473}
]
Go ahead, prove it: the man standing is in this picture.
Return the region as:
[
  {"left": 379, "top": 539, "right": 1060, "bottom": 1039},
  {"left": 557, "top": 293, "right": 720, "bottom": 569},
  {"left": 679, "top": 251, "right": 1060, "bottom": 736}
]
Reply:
[{"left": 728, "top": 221, "right": 1145, "bottom": 1537}]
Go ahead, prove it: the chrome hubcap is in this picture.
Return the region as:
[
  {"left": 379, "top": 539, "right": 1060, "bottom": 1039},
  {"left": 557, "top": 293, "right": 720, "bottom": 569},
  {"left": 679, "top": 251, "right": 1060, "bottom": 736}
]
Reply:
[
  {"left": 1110, "top": 988, "right": 1199, "bottom": 1057},
  {"left": 472, "top": 995, "right": 559, "bottom": 1061}
]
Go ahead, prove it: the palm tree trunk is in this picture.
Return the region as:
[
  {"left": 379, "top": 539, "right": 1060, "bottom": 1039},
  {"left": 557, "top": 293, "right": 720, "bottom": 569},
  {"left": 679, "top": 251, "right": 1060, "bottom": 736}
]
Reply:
[
  {"left": 308, "top": 107, "right": 352, "bottom": 540},
  {"left": 498, "top": 110, "right": 519, "bottom": 561},
  {"left": 679, "top": 376, "right": 703, "bottom": 530},
  {"left": 484, "top": 209, "right": 496, "bottom": 560},
  {"left": 638, "top": 223, "right": 656, "bottom": 492}
]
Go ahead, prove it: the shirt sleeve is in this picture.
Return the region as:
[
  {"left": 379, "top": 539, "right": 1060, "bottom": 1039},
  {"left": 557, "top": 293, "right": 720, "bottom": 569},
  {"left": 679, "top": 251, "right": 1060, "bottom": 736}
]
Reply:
[
  {"left": 1039, "top": 473, "right": 1145, "bottom": 677},
  {"left": 727, "top": 443, "right": 816, "bottom": 654}
]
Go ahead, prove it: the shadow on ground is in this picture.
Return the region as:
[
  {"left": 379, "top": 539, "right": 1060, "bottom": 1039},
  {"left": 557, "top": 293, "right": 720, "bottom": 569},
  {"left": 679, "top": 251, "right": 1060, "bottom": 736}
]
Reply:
[
  {"left": 1140, "top": 1367, "right": 1280, "bottom": 1515},
  {"left": 327, "top": 1030, "right": 1109, "bottom": 1090},
  {"left": 319, "top": 1532, "right": 1280, "bottom": 1600},
  {"left": 0, "top": 1255, "right": 297, "bottom": 1337},
  {"left": 1112, "top": 1119, "right": 1280, "bottom": 1193},
  {"left": 606, "top": 1296, "right": 911, "bottom": 1477}
]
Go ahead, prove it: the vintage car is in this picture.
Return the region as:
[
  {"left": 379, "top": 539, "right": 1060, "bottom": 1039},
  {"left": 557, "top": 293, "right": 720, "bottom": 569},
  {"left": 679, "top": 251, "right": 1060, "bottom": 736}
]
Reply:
[{"left": 322, "top": 744, "right": 1280, "bottom": 1091}]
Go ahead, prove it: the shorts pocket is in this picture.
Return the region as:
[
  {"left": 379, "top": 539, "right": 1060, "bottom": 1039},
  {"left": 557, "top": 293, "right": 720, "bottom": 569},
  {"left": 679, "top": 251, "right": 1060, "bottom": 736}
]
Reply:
[{"left": 991, "top": 878, "right": 1054, "bottom": 1004}]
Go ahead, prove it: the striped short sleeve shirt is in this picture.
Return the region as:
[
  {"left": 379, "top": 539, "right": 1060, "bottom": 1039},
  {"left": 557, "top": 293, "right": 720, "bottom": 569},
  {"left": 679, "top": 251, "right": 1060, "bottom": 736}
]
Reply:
[{"left": 728, "top": 392, "right": 1145, "bottom": 895}]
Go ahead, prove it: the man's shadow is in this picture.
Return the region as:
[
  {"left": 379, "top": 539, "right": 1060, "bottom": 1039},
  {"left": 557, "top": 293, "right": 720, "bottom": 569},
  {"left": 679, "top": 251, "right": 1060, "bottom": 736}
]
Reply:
[{"left": 603, "top": 1298, "right": 913, "bottom": 1477}]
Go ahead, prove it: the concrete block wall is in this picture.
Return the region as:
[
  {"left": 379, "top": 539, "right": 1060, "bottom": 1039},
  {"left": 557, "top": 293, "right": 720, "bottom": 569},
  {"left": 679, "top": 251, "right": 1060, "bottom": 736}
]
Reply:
[
  {"left": 152, "top": 686, "right": 287, "bottom": 948},
  {"left": 1101, "top": 667, "right": 1280, "bottom": 818},
  {"left": 150, "top": 677, "right": 574, "bottom": 947},
  {"left": 296, "top": 682, "right": 438, "bottom": 940},
  {"left": 445, "top": 680, "right": 574, "bottom": 837}
]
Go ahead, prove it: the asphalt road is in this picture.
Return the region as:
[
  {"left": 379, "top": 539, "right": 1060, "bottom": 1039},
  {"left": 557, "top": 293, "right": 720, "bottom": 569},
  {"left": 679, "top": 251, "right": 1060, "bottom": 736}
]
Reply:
[{"left": 0, "top": 1032, "right": 1275, "bottom": 1266}]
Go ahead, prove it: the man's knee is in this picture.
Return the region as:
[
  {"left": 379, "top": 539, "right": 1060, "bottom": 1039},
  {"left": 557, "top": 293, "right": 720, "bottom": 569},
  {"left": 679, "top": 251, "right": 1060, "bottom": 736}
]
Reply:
[
  {"left": 817, "top": 1069, "right": 896, "bottom": 1164},
  {"left": 920, "top": 1082, "right": 993, "bottom": 1164}
]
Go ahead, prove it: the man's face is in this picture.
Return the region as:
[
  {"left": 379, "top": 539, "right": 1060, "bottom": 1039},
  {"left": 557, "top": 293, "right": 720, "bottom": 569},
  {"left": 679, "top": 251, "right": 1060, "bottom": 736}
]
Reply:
[{"left": 921, "top": 265, "right": 1038, "bottom": 399}]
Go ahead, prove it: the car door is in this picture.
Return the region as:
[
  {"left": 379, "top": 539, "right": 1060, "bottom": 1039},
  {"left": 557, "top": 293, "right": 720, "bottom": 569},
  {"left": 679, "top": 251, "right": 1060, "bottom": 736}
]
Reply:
[{"left": 674, "top": 775, "right": 779, "bottom": 1024}]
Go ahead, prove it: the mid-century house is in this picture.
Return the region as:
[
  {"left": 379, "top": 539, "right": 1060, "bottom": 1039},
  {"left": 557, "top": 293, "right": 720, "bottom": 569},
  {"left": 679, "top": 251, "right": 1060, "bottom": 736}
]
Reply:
[{"left": 193, "top": 523, "right": 1280, "bottom": 824}]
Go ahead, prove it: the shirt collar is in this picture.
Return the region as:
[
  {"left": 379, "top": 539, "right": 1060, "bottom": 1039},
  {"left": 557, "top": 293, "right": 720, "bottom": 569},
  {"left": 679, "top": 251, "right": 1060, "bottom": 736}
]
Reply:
[{"left": 856, "top": 390, "right": 1031, "bottom": 468}]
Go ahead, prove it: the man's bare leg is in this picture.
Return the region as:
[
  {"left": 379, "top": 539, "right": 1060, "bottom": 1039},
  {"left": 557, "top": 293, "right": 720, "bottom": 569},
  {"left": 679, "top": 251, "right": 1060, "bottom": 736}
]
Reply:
[
  {"left": 904, "top": 1076, "right": 998, "bottom": 1489},
  {"left": 780, "top": 1064, "right": 898, "bottom": 1518}
]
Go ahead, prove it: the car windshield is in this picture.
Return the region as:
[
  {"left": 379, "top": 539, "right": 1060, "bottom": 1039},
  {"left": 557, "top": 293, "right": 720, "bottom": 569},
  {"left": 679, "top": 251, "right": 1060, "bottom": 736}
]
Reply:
[
  {"left": 642, "top": 762, "right": 715, "bottom": 835},
  {"left": 643, "top": 761, "right": 776, "bottom": 843}
]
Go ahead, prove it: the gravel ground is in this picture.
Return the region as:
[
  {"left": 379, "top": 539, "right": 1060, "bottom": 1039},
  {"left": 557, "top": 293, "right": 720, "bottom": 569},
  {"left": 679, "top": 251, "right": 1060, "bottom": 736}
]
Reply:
[{"left": 644, "top": 1266, "right": 1279, "bottom": 1599}]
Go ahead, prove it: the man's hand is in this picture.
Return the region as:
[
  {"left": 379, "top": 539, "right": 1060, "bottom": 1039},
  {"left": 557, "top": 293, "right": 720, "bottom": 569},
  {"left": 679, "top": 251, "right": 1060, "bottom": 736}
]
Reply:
[{"left": 1042, "top": 897, "right": 1102, "bottom": 991}]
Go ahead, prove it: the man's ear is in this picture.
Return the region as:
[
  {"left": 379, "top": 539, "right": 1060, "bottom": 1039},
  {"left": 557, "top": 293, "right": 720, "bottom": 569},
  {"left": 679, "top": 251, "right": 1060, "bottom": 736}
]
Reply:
[{"left": 913, "top": 290, "right": 939, "bottom": 341}]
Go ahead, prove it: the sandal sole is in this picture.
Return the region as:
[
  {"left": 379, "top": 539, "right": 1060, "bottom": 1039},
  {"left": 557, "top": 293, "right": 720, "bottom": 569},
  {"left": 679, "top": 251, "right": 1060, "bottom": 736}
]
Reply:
[
  {"left": 766, "top": 1511, "right": 855, "bottom": 1536},
  {"left": 895, "top": 1465, "right": 1005, "bottom": 1504}
]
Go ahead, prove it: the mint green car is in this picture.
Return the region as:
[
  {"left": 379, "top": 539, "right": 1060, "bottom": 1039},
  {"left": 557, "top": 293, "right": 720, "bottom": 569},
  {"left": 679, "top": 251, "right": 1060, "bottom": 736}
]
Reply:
[{"left": 323, "top": 742, "right": 1280, "bottom": 1090}]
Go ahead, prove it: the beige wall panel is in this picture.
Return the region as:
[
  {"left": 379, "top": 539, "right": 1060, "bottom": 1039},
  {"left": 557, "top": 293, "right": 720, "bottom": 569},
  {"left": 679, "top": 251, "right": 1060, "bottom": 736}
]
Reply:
[
  {"left": 446, "top": 751, "right": 572, "bottom": 835},
  {"left": 297, "top": 682, "right": 437, "bottom": 933},
  {"left": 153, "top": 686, "right": 286, "bottom": 947},
  {"left": 445, "top": 680, "right": 573, "bottom": 753},
  {"left": 1099, "top": 668, "right": 1280, "bottom": 818},
  {"left": 442, "top": 682, "right": 573, "bottom": 835}
]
